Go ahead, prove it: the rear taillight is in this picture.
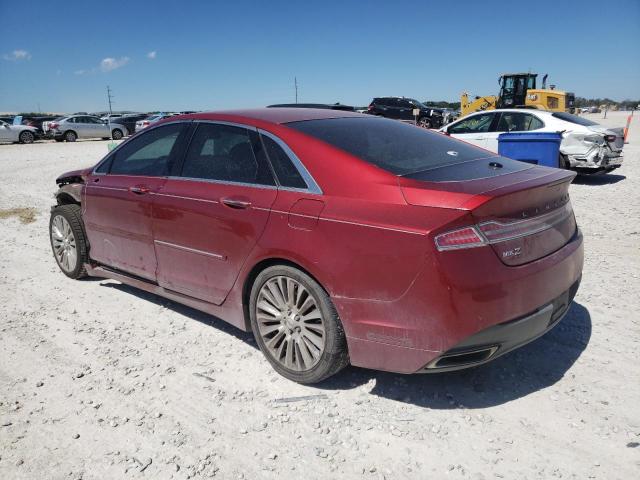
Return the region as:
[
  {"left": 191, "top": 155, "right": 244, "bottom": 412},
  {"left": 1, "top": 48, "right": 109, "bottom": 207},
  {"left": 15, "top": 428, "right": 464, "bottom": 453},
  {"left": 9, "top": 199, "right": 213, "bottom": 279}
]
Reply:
[
  {"left": 143, "top": 121, "right": 150, "bottom": 126},
  {"left": 435, "top": 203, "right": 573, "bottom": 251},
  {"left": 367, "top": 104, "right": 374, "bottom": 111},
  {"left": 49, "top": 122, "right": 58, "bottom": 129},
  {"left": 435, "top": 226, "right": 485, "bottom": 251},
  {"left": 604, "top": 134, "right": 616, "bottom": 142}
]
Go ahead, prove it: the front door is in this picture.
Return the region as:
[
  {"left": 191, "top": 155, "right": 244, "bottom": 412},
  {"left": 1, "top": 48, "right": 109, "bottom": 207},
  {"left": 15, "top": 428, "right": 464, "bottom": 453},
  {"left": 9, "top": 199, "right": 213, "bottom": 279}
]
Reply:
[
  {"left": 447, "top": 112, "right": 496, "bottom": 149},
  {"left": 152, "top": 122, "right": 278, "bottom": 304},
  {"left": 83, "top": 122, "right": 189, "bottom": 280}
]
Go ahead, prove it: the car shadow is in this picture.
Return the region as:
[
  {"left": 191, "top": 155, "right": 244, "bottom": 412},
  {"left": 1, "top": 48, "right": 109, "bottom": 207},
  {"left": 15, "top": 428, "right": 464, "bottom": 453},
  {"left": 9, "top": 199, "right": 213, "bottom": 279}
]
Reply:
[
  {"left": 318, "top": 302, "right": 592, "bottom": 409},
  {"left": 99, "top": 280, "right": 591, "bottom": 408},
  {"left": 99, "top": 281, "right": 256, "bottom": 346},
  {"left": 574, "top": 173, "right": 626, "bottom": 185}
]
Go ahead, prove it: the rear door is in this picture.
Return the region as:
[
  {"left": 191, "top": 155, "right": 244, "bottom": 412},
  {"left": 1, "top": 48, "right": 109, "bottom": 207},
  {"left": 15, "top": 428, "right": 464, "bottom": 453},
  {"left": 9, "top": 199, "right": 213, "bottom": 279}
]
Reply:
[
  {"left": 447, "top": 112, "right": 497, "bottom": 149},
  {"left": 485, "top": 112, "right": 545, "bottom": 152},
  {"left": 152, "top": 121, "right": 278, "bottom": 304},
  {"left": 83, "top": 122, "right": 189, "bottom": 280}
]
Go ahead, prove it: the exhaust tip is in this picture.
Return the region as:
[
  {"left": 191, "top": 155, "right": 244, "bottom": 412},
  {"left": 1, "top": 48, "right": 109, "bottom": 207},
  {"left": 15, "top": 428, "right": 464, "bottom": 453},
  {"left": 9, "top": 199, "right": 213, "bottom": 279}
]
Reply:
[{"left": 426, "top": 345, "right": 499, "bottom": 370}]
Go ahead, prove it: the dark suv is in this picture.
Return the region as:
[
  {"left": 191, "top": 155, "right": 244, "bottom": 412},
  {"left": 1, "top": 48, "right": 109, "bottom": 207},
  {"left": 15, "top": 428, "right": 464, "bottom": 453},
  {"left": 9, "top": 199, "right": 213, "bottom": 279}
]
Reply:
[{"left": 367, "top": 97, "right": 443, "bottom": 128}]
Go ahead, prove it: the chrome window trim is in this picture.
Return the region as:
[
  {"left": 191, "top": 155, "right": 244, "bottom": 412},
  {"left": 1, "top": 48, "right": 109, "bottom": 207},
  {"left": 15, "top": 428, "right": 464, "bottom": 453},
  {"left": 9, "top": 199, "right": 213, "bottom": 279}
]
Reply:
[
  {"left": 167, "top": 175, "right": 278, "bottom": 191},
  {"left": 257, "top": 128, "right": 323, "bottom": 195}
]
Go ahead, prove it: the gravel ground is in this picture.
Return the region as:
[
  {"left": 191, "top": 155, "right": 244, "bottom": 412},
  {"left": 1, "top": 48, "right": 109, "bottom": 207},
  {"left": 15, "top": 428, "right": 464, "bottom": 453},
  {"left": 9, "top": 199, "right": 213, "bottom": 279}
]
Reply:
[{"left": 1, "top": 112, "right": 638, "bottom": 480}]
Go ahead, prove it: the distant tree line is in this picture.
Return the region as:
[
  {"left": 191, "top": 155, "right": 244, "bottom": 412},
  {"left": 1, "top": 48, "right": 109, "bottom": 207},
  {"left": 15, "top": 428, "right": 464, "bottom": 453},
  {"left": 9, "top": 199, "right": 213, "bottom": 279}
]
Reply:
[{"left": 573, "top": 98, "right": 639, "bottom": 109}]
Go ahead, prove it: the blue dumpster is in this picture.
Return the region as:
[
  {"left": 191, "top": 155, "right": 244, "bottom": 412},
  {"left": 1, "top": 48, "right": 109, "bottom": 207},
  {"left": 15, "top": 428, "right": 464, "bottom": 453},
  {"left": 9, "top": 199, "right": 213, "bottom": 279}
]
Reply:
[{"left": 497, "top": 132, "right": 562, "bottom": 168}]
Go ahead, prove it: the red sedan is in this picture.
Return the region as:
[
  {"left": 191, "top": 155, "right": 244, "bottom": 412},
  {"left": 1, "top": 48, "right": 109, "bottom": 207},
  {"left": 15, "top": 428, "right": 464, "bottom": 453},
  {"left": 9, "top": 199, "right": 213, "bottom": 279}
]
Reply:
[{"left": 50, "top": 109, "right": 583, "bottom": 383}]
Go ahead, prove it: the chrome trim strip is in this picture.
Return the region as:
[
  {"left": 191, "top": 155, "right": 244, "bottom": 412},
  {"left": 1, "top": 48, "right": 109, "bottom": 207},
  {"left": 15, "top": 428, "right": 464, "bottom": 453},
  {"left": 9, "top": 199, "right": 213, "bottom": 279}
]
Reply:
[
  {"left": 85, "top": 185, "right": 129, "bottom": 192},
  {"left": 151, "top": 191, "right": 220, "bottom": 204},
  {"left": 258, "top": 128, "right": 323, "bottom": 195},
  {"left": 154, "top": 239, "right": 226, "bottom": 260}
]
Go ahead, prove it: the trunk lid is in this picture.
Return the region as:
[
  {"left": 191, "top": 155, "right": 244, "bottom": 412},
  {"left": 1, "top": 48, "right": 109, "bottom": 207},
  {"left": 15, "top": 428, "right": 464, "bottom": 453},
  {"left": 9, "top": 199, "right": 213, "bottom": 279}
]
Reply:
[
  {"left": 587, "top": 125, "right": 625, "bottom": 151},
  {"left": 399, "top": 159, "right": 577, "bottom": 266}
]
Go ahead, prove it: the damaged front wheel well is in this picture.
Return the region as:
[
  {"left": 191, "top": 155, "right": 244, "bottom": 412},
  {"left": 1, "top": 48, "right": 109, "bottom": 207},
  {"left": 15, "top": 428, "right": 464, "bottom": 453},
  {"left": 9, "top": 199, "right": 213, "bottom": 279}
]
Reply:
[{"left": 56, "top": 192, "right": 80, "bottom": 206}]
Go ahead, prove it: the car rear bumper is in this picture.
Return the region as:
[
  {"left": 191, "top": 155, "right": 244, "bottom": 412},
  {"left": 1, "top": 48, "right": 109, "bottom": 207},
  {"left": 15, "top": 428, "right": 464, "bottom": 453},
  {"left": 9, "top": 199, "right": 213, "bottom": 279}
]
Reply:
[
  {"left": 420, "top": 276, "right": 580, "bottom": 372},
  {"left": 340, "top": 228, "right": 584, "bottom": 374}
]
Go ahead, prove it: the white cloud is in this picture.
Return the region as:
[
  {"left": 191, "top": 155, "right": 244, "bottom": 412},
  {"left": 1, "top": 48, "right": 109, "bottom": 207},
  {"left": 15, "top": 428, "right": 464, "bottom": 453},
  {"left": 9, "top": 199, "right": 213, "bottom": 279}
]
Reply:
[
  {"left": 74, "top": 69, "right": 86, "bottom": 75},
  {"left": 2, "top": 49, "right": 32, "bottom": 61},
  {"left": 100, "top": 56, "right": 130, "bottom": 72},
  {"left": 147, "top": 51, "right": 157, "bottom": 59}
]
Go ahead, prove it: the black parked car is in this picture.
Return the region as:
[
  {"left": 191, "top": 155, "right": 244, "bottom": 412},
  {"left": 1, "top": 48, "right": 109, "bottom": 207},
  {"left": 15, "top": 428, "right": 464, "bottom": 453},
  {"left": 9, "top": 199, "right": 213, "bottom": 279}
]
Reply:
[
  {"left": 367, "top": 97, "right": 443, "bottom": 128},
  {"left": 109, "top": 113, "right": 150, "bottom": 136}
]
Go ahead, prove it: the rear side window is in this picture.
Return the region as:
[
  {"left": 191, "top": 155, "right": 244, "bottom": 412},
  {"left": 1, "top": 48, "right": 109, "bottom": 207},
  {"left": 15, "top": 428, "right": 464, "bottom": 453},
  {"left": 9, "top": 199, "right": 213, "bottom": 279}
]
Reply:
[
  {"left": 552, "top": 112, "right": 599, "bottom": 126},
  {"left": 109, "top": 123, "right": 185, "bottom": 176},
  {"left": 181, "top": 123, "right": 275, "bottom": 185},
  {"left": 287, "top": 116, "right": 492, "bottom": 176},
  {"left": 261, "top": 135, "right": 307, "bottom": 189}
]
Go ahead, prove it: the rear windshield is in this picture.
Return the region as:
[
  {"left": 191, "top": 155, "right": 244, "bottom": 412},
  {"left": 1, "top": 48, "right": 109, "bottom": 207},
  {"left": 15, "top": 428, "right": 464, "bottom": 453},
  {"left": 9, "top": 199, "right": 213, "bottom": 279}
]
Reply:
[
  {"left": 286, "top": 116, "right": 493, "bottom": 176},
  {"left": 552, "top": 112, "right": 599, "bottom": 126}
]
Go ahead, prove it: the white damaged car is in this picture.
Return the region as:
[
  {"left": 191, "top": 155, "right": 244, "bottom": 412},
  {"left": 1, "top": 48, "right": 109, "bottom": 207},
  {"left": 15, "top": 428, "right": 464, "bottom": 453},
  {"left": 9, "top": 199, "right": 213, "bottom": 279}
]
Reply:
[{"left": 441, "top": 109, "right": 624, "bottom": 173}]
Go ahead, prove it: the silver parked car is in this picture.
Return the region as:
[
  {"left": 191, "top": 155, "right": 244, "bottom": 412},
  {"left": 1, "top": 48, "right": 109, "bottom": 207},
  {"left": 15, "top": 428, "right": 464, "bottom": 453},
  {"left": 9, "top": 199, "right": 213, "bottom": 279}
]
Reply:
[
  {"left": 42, "top": 115, "right": 125, "bottom": 142},
  {"left": 0, "top": 120, "right": 38, "bottom": 144},
  {"left": 135, "top": 113, "right": 176, "bottom": 132}
]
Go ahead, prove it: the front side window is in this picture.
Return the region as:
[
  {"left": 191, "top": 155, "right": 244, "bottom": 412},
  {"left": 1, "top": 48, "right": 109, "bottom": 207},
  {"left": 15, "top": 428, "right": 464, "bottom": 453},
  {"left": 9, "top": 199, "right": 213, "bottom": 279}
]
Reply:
[
  {"left": 181, "top": 123, "right": 275, "bottom": 185},
  {"left": 448, "top": 113, "right": 494, "bottom": 134},
  {"left": 109, "top": 123, "right": 185, "bottom": 176}
]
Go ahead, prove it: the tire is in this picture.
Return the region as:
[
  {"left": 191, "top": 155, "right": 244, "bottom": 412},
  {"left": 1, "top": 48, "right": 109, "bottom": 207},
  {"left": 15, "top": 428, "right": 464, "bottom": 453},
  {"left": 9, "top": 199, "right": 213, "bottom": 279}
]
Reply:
[
  {"left": 19, "top": 131, "right": 35, "bottom": 144},
  {"left": 559, "top": 154, "right": 570, "bottom": 169},
  {"left": 49, "top": 204, "right": 88, "bottom": 279},
  {"left": 64, "top": 130, "right": 77, "bottom": 142},
  {"left": 111, "top": 129, "right": 123, "bottom": 140},
  {"left": 249, "top": 265, "right": 349, "bottom": 384},
  {"left": 418, "top": 117, "right": 432, "bottom": 129}
]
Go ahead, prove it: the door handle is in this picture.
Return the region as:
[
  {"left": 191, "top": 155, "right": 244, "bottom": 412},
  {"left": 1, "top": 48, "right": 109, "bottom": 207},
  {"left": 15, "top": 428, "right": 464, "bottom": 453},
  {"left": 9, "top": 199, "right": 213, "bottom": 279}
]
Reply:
[
  {"left": 129, "top": 185, "right": 151, "bottom": 195},
  {"left": 221, "top": 197, "right": 251, "bottom": 209}
]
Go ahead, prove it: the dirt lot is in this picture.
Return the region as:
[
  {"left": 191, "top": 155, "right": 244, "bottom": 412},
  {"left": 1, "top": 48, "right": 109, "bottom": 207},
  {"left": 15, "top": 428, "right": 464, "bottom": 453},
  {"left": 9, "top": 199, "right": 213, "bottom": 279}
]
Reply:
[{"left": 1, "top": 111, "right": 638, "bottom": 480}]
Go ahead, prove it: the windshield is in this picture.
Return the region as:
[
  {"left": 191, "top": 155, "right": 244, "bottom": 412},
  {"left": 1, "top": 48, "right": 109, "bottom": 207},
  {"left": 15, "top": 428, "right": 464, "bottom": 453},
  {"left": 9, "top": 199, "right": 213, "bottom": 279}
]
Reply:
[
  {"left": 286, "top": 116, "right": 494, "bottom": 176},
  {"left": 552, "top": 112, "right": 599, "bottom": 127}
]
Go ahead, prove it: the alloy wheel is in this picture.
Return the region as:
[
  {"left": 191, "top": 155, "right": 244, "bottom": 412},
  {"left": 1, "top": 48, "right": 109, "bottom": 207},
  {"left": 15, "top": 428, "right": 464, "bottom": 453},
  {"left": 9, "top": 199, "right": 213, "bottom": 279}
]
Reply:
[
  {"left": 51, "top": 215, "right": 77, "bottom": 272},
  {"left": 256, "top": 276, "right": 326, "bottom": 371}
]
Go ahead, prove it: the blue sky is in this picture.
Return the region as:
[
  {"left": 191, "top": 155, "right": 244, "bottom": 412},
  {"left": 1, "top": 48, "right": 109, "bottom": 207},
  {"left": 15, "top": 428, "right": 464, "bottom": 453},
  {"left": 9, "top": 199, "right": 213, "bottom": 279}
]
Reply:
[{"left": 1, "top": 0, "right": 638, "bottom": 113}]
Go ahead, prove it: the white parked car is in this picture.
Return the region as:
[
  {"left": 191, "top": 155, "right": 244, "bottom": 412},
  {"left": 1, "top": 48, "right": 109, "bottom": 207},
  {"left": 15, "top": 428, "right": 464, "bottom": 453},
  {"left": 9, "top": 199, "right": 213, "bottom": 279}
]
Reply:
[
  {"left": 440, "top": 109, "right": 624, "bottom": 173},
  {"left": 0, "top": 120, "right": 38, "bottom": 144}
]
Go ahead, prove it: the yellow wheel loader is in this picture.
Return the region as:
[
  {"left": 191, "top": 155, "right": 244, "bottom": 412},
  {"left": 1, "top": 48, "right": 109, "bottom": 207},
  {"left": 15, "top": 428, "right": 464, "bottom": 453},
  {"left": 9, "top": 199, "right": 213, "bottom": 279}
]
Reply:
[{"left": 460, "top": 73, "right": 575, "bottom": 118}]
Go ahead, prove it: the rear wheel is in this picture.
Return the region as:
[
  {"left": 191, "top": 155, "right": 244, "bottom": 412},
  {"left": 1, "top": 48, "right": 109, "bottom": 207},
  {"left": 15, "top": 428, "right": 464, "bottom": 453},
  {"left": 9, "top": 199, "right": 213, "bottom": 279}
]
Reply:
[
  {"left": 64, "top": 130, "right": 77, "bottom": 142},
  {"left": 111, "top": 128, "right": 123, "bottom": 140},
  {"left": 19, "top": 131, "right": 35, "bottom": 144},
  {"left": 49, "top": 204, "right": 88, "bottom": 279},
  {"left": 559, "top": 154, "right": 570, "bottom": 169},
  {"left": 249, "top": 265, "right": 348, "bottom": 384},
  {"left": 418, "top": 117, "right": 432, "bottom": 129}
]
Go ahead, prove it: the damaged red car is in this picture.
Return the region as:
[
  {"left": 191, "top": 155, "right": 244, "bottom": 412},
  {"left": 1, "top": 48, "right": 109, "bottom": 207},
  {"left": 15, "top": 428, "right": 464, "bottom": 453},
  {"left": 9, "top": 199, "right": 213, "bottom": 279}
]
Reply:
[{"left": 50, "top": 109, "right": 584, "bottom": 383}]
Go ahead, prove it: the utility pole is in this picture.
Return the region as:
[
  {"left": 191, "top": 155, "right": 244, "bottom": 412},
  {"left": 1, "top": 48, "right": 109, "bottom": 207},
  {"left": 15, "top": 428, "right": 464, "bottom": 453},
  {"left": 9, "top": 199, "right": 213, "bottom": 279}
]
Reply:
[
  {"left": 106, "top": 86, "right": 114, "bottom": 115},
  {"left": 294, "top": 77, "right": 298, "bottom": 104}
]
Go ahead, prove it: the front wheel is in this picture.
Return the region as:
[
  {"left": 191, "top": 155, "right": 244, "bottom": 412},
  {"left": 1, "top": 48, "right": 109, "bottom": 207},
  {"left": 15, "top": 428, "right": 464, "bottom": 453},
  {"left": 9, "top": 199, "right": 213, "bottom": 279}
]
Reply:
[
  {"left": 49, "top": 204, "right": 88, "bottom": 279},
  {"left": 249, "top": 265, "right": 349, "bottom": 384},
  {"left": 19, "top": 131, "right": 35, "bottom": 144}
]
